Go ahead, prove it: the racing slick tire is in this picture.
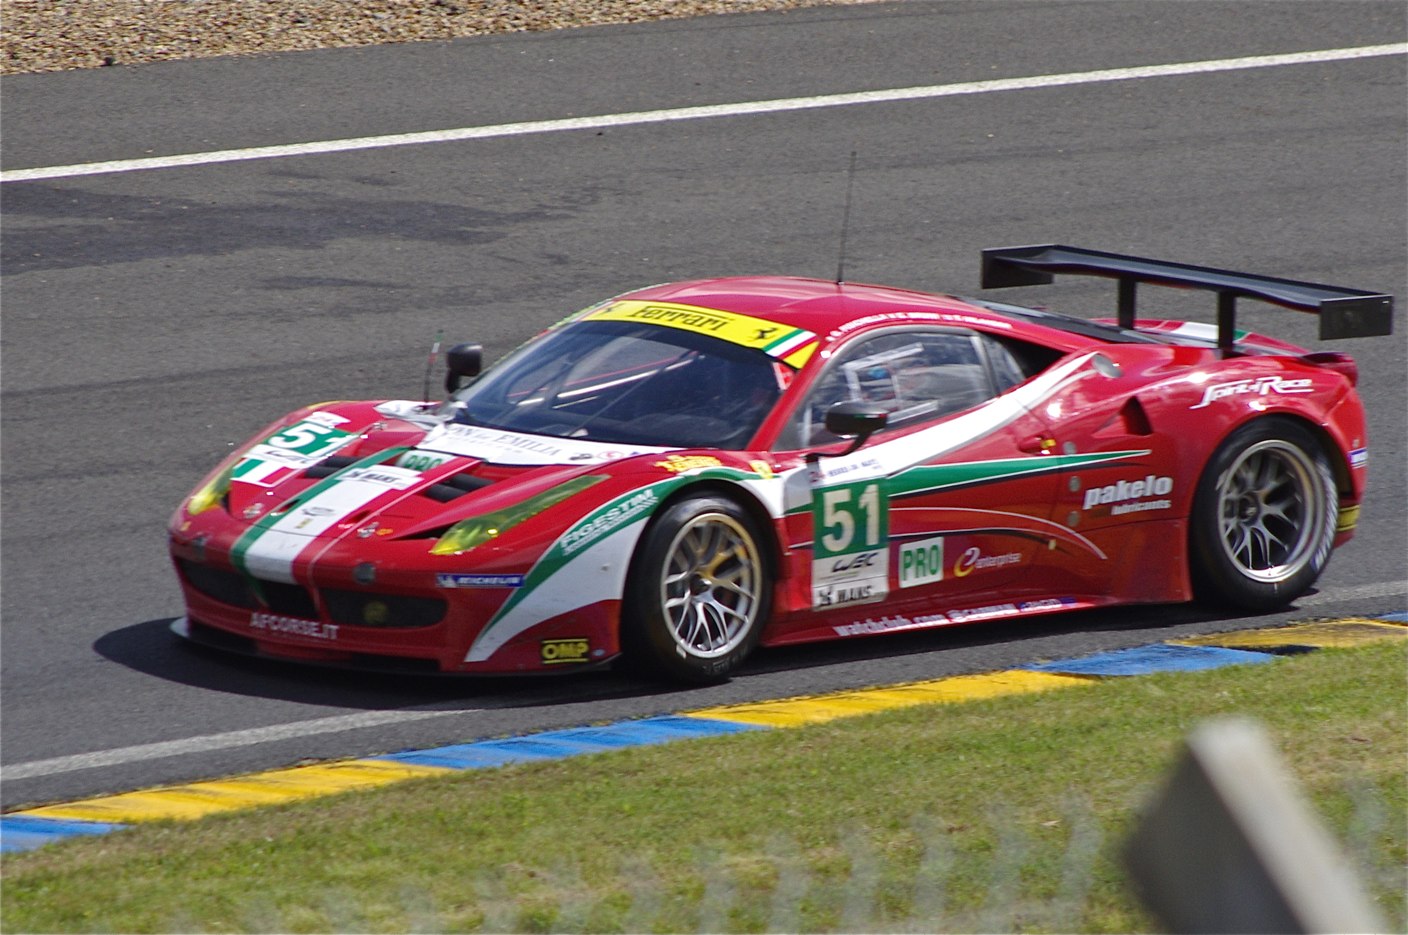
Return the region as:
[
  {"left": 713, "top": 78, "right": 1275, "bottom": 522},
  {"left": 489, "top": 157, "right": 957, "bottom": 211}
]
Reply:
[
  {"left": 623, "top": 494, "right": 771, "bottom": 683},
  {"left": 1189, "top": 417, "right": 1338, "bottom": 611}
]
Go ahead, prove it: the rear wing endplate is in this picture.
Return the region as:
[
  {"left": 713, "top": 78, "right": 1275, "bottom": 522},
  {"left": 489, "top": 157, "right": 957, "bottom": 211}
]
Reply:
[{"left": 981, "top": 244, "right": 1394, "bottom": 351}]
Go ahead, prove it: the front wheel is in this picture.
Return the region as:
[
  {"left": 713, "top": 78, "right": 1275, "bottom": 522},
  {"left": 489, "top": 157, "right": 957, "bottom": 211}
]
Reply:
[
  {"left": 622, "top": 495, "right": 771, "bottom": 683},
  {"left": 1189, "top": 418, "right": 1338, "bottom": 611}
]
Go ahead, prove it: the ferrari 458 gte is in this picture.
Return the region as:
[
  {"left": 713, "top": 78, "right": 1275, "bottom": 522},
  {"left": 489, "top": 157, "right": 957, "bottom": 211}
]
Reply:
[{"left": 169, "top": 245, "right": 1393, "bottom": 682}]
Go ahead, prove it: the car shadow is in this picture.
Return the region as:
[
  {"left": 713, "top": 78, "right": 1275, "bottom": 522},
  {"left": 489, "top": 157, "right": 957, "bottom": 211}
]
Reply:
[
  {"left": 92, "top": 619, "right": 681, "bottom": 711},
  {"left": 95, "top": 601, "right": 1275, "bottom": 711}
]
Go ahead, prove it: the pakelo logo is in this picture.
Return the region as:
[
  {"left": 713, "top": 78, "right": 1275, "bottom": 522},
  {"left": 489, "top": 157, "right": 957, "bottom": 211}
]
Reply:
[
  {"left": 1083, "top": 475, "right": 1174, "bottom": 515},
  {"left": 541, "top": 638, "right": 591, "bottom": 665},
  {"left": 951, "top": 547, "right": 1021, "bottom": 578},
  {"left": 1190, "top": 375, "right": 1313, "bottom": 409}
]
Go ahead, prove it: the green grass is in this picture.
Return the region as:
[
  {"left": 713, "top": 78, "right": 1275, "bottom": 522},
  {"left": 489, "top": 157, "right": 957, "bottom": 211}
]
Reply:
[{"left": 4, "top": 641, "right": 1405, "bottom": 933}]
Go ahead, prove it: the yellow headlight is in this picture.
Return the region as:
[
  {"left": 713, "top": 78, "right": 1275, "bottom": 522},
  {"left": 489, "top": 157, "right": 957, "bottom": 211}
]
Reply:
[{"left": 431, "top": 476, "right": 603, "bottom": 556}]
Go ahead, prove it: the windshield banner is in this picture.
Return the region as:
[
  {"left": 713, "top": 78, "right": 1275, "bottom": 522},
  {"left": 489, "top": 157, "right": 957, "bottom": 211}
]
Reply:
[{"left": 586, "top": 301, "right": 818, "bottom": 367}]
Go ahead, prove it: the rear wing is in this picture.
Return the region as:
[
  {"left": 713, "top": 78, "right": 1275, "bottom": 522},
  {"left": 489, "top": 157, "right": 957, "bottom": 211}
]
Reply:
[{"left": 980, "top": 244, "right": 1393, "bottom": 352}]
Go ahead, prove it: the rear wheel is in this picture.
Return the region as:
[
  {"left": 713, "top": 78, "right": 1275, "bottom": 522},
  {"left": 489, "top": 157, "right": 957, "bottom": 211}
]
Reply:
[
  {"left": 623, "top": 495, "right": 770, "bottom": 683},
  {"left": 1190, "top": 418, "right": 1337, "bottom": 610}
]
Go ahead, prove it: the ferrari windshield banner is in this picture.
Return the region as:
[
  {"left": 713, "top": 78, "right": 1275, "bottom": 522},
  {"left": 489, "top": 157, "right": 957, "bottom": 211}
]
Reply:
[{"left": 585, "top": 300, "right": 818, "bottom": 367}]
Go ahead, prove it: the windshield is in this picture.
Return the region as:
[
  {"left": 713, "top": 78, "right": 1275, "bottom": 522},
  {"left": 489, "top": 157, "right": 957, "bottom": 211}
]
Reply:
[{"left": 446, "top": 320, "right": 785, "bottom": 449}]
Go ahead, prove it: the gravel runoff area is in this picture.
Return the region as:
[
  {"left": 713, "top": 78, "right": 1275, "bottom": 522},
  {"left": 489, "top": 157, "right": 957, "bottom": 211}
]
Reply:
[{"left": 2, "top": 0, "right": 876, "bottom": 75}]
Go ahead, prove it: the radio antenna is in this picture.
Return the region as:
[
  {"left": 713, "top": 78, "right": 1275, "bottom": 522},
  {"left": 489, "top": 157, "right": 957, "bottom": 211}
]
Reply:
[
  {"left": 835, "top": 150, "right": 858, "bottom": 285},
  {"left": 422, "top": 329, "right": 443, "bottom": 403}
]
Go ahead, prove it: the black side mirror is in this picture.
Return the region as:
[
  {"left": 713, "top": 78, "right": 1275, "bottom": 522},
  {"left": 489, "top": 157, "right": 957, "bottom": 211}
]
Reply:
[
  {"left": 444, "top": 343, "right": 483, "bottom": 394},
  {"left": 821, "top": 401, "right": 888, "bottom": 456}
]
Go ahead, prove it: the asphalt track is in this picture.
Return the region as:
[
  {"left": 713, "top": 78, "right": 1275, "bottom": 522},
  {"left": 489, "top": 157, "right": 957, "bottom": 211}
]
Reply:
[{"left": 2, "top": 1, "right": 1405, "bottom": 813}]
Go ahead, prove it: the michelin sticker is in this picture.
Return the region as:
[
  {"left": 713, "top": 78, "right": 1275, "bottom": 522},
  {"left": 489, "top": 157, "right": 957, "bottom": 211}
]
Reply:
[{"left": 811, "top": 478, "right": 889, "bottom": 608}]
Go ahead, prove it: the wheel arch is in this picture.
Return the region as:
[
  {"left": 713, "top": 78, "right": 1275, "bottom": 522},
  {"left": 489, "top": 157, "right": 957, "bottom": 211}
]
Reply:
[{"left": 649, "top": 478, "right": 785, "bottom": 581}]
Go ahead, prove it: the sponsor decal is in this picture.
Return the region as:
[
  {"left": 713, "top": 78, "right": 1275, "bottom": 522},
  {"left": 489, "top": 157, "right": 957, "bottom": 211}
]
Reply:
[
  {"left": 952, "top": 547, "right": 1022, "bottom": 578},
  {"left": 654, "top": 454, "right": 723, "bottom": 474},
  {"left": 338, "top": 466, "right": 420, "bottom": 489},
  {"left": 585, "top": 301, "right": 818, "bottom": 367},
  {"left": 540, "top": 638, "right": 592, "bottom": 665},
  {"left": 811, "top": 479, "right": 890, "bottom": 608},
  {"left": 397, "top": 451, "right": 456, "bottom": 472},
  {"left": 249, "top": 611, "right": 338, "bottom": 641},
  {"left": 1082, "top": 475, "right": 1174, "bottom": 514},
  {"left": 946, "top": 602, "right": 1019, "bottom": 623},
  {"left": 560, "top": 489, "right": 659, "bottom": 557},
  {"left": 436, "top": 573, "right": 526, "bottom": 589},
  {"left": 1190, "top": 375, "right": 1313, "bottom": 410},
  {"left": 421, "top": 423, "right": 669, "bottom": 466},
  {"left": 898, "top": 536, "right": 945, "bottom": 588},
  {"left": 1349, "top": 447, "right": 1368, "bottom": 469},
  {"left": 1017, "top": 597, "right": 1078, "bottom": 612},
  {"left": 749, "top": 460, "right": 776, "bottom": 480},
  {"left": 833, "top": 612, "right": 948, "bottom": 637}
]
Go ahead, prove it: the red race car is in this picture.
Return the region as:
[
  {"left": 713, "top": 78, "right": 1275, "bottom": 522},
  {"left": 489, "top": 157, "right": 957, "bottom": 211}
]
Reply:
[{"left": 169, "top": 246, "right": 1393, "bottom": 682}]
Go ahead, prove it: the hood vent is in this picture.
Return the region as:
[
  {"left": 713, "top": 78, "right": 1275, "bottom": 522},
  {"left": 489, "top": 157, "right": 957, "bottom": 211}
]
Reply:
[
  {"left": 303, "top": 455, "right": 360, "bottom": 479},
  {"left": 423, "top": 472, "right": 495, "bottom": 503}
]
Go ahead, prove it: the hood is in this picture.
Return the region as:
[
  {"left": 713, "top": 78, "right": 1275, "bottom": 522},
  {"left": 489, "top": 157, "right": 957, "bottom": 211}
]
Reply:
[{"left": 220, "top": 400, "right": 679, "bottom": 544}]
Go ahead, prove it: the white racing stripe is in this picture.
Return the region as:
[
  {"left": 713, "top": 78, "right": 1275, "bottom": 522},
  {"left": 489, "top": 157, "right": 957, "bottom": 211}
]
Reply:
[
  {"left": 1, "top": 708, "right": 472, "bottom": 781},
  {"left": 2, "top": 45, "right": 1402, "bottom": 183}
]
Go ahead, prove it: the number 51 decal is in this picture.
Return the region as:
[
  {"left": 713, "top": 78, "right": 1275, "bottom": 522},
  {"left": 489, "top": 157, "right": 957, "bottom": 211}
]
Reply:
[{"left": 811, "top": 480, "right": 890, "bottom": 609}]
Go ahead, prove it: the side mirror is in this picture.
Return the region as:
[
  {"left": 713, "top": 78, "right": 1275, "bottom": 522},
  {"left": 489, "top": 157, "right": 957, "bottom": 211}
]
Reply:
[
  {"left": 822, "top": 401, "right": 888, "bottom": 456},
  {"left": 444, "top": 343, "right": 483, "bottom": 394}
]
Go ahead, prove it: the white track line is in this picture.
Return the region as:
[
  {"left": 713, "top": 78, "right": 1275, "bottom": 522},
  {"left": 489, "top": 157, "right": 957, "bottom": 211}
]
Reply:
[
  {"left": 0, "top": 708, "right": 472, "bottom": 781},
  {"left": 3, "top": 44, "right": 1403, "bottom": 183}
]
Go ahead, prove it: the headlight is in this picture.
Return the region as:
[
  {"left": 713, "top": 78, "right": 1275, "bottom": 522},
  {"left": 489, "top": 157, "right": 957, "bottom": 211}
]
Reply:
[
  {"left": 186, "top": 463, "right": 236, "bottom": 516},
  {"left": 430, "top": 476, "right": 603, "bottom": 556}
]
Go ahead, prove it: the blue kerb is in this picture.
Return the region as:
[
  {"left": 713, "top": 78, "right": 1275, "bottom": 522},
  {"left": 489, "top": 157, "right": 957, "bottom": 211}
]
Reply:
[
  {"left": 2, "top": 815, "right": 126, "bottom": 854},
  {"left": 378, "top": 715, "right": 765, "bottom": 770},
  {"left": 1024, "top": 643, "right": 1273, "bottom": 676},
  {"left": 1378, "top": 611, "right": 1408, "bottom": 623}
]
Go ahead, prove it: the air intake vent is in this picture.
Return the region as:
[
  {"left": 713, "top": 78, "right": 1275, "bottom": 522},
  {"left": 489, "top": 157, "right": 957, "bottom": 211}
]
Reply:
[
  {"left": 303, "top": 455, "right": 360, "bottom": 479},
  {"left": 423, "top": 472, "right": 495, "bottom": 503}
]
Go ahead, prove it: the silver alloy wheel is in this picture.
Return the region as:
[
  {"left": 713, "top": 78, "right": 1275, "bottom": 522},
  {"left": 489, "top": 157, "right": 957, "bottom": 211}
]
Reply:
[
  {"left": 658, "top": 511, "right": 762, "bottom": 659},
  {"left": 1214, "top": 439, "right": 1328, "bottom": 583}
]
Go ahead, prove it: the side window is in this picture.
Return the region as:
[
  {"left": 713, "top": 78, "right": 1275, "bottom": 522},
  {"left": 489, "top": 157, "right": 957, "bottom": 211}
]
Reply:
[
  {"left": 778, "top": 330, "right": 995, "bottom": 450},
  {"left": 979, "top": 334, "right": 1062, "bottom": 392}
]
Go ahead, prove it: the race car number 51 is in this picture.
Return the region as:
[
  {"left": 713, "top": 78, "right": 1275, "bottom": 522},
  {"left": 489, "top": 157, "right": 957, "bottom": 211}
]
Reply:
[{"left": 812, "top": 480, "right": 890, "bottom": 609}]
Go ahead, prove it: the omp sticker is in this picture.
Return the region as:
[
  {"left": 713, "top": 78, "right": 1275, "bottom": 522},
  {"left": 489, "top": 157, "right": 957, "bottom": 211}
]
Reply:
[
  {"left": 898, "top": 535, "right": 945, "bottom": 588},
  {"left": 1349, "top": 447, "right": 1368, "bottom": 469},
  {"left": 541, "top": 639, "right": 592, "bottom": 665},
  {"left": 585, "top": 301, "right": 818, "bottom": 367}
]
